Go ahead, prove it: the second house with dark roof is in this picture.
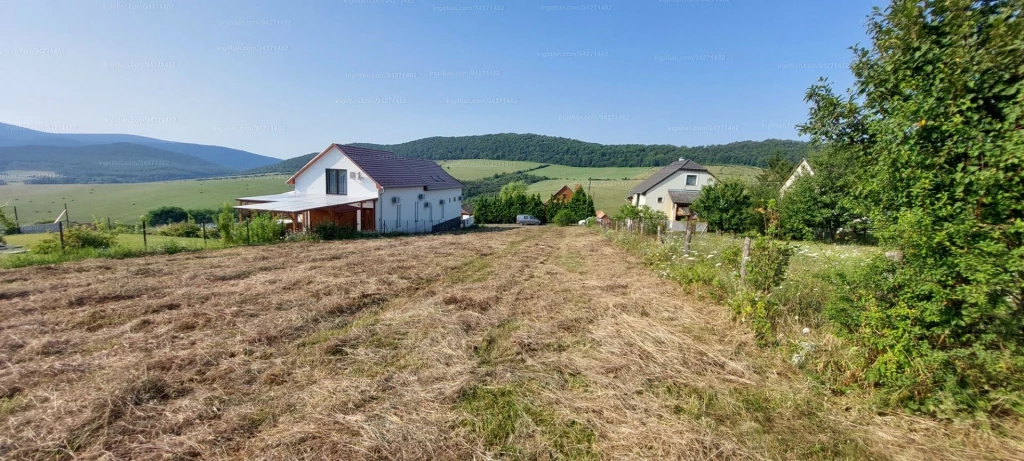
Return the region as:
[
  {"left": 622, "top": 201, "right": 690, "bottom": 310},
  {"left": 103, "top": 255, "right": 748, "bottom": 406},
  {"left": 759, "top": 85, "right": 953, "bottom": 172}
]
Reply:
[
  {"left": 236, "top": 144, "right": 464, "bottom": 233},
  {"left": 626, "top": 158, "right": 717, "bottom": 228}
]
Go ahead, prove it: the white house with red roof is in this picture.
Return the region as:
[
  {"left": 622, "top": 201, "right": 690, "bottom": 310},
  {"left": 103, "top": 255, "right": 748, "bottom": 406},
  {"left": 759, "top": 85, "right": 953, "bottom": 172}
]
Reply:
[{"left": 235, "top": 144, "right": 464, "bottom": 233}]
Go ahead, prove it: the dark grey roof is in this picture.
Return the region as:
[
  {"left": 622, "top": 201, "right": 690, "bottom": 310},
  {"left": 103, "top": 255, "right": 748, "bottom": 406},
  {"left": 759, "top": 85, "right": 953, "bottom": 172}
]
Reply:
[
  {"left": 629, "top": 159, "right": 709, "bottom": 195},
  {"left": 668, "top": 190, "right": 700, "bottom": 205},
  {"left": 336, "top": 145, "right": 463, "bottom": 191}
]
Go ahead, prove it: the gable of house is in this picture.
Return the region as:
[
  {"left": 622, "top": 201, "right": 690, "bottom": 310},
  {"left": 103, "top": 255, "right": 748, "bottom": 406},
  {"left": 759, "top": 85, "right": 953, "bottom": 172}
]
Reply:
[
  {"left": 628, "top": 159, "right": 711, "bottom": 197},
  {"left": 287, "top": 144, "right": 463, "bottom": 193},
  {"left": 780, "top": 158, "right": 815, "bottom": 193}
]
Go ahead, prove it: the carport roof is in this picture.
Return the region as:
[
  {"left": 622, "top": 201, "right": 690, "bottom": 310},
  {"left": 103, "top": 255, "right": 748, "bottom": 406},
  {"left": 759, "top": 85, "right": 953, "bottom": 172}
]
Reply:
[{"left": 235, "top": 192, "right": 377, "bottom": 213}]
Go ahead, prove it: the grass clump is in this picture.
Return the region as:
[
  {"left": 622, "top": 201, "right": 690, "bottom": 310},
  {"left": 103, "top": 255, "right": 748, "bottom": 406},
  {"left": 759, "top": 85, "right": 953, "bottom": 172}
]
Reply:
[{"left": 458, "top": 384, "right": 598, "bottom": 460}]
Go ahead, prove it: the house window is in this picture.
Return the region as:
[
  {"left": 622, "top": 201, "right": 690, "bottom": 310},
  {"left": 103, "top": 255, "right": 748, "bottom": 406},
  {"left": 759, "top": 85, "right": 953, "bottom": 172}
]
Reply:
[
  {"left": 326, "top": 168, "right": 347, "bottom": 195},
  {"left": 685, "top": 174, "right": 698, "bottom": 186},
  {"left": 657, "top": 197, "right": 664, "bottom": 204}
]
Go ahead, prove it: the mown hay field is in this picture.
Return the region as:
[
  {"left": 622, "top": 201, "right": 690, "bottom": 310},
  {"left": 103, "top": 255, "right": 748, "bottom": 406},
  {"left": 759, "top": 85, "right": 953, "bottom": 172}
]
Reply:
[{"left": 1, "top": 227, "right": 1021, "bottom": 460}]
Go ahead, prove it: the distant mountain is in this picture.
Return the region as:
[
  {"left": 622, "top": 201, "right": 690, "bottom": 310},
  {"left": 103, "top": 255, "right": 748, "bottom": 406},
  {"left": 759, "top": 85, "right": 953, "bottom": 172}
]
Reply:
[
  {"left": 0, "top": 122, "right": 279, "bottom": 171},
  {"left": 0, "top": 143, "right": 234, "bottom": 183},
  {"left": 244, "top": 134, "right": 812, "bottom": 175}
]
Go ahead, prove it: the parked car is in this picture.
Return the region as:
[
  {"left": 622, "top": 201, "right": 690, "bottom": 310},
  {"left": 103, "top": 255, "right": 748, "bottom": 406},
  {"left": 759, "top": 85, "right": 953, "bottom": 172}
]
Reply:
[{"left": 516, "top": 214, "right": 542, "bottom": 225}]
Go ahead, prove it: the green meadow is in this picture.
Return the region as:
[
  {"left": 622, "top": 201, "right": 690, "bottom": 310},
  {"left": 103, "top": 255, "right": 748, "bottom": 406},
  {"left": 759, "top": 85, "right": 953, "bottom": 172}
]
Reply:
[
  {"left": 0, "top": 162, "right": 762, "bottom": 226},
  {"left": 0, "top": 175, "right": 291, "bottom": 225}
]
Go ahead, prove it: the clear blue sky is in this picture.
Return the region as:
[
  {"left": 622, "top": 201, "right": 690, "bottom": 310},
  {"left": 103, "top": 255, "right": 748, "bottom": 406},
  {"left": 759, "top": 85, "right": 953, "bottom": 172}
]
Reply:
[{"left": 0, "top": 0, "right": 882, "bottom": 159}]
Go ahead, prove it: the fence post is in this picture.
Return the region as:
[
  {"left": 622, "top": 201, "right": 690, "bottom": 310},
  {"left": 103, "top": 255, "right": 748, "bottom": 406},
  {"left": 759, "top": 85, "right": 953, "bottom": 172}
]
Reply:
[
  {"left": 202, "top": 222, "right": 207, "bottom": 247},
  {"left": 684, "top": 221, "right": 693, "bottom": 256},
  {"left": 142, "top": 221, "right": 147, "bottom": 250},
  {"left": 64, "top": 203, "right": 70, "bottom": 226},
  {"left": 246, "top": 218, "right": 251, "bottom": 245},
  {"left": 12, "top": 206, "right": 18, "bottom": 229},
  {"left": 657, "top": 225, "right": 662, "bottom": 245},
  {"left": 107, "top": 217, "right": 112, "bottom": 231},
  {"left": 740, "top": 237, "right": 751, "bottom": 283},
  {"left": 58, "top": 221, "right": 65, "bottom": 251}
]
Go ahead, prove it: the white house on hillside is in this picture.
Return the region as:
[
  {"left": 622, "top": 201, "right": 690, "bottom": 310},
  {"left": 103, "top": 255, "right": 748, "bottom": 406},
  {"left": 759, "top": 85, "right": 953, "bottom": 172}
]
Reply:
[
  {"left": 780, "top": 158, "right": 814, "bottom": 194},
  {"left": 626, "top": 158, "right": 717, "bottom": 231},
  {"left": 235, "top": 144, "right": 464, "bottom": 233}
]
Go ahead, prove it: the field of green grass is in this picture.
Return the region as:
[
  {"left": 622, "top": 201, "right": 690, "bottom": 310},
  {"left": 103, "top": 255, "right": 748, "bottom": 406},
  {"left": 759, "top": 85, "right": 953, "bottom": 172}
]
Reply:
[
  {"left": 527, "top": 179, "right": 638, "bottom": 215},
  {"left": 3, "top": 233, "right": 222, "bottom": 251},
  {"left": 531, "top": 165, "right": 658, "bottom": 181},
  {"left": 0, "top": 162, "right": 763, "bottom": 226},
  {"left": 706, "top": 165, "right": 762, "bottom": 183},
  {"left": 437, "top": 160, "right": 544, "bottom": 180},
  {"left": 0, "top": 175, "right": 291, "bottom": 225}
]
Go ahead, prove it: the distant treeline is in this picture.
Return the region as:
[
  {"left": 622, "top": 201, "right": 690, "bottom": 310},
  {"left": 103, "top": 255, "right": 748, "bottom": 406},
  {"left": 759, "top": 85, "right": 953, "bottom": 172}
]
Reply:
[{"left": 244, "top": 134, "right": 812, "bottom": 175}]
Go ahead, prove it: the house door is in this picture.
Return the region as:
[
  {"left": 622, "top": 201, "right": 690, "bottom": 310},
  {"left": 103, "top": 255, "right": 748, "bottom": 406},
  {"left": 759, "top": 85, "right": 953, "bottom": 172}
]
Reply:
[{"left": 361, "top": 208, "right": 375, "bottom": 232}]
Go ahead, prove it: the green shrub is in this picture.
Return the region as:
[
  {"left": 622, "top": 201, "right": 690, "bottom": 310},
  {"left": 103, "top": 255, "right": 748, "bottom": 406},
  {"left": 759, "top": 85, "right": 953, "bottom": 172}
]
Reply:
[
  {"left": 552, "top": 209, "right": 576, "bottom": 226},
  {"left": 161, "top": 240, "right": 186, "bottom": 255},
  {"left": 217, "top": 203, "right": 237, "bottom": 244},
  {"left": 145, "top": 206, "right": 189, "bottom": 226},
  {"left": 0, "top": 207, "right": 19, "bottom": 235},
  {"left": 746, "top": 237, "right": 794, "bottom": 294},
  {"left": 157, "top": 222, "right": 201, "bottom": 238},
  {"left": 311, "top": 221, "right": 359, "bottom": 241},
  {"left": 239, "top": 213, "right": 285, "bottom": 245}
]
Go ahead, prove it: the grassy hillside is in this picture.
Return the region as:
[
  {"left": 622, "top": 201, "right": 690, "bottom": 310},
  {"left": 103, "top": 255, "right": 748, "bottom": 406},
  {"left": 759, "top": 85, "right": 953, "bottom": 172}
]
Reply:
[
  {"left": 354, "top": 134, "right": 810, "bottom": 167},
  {"left": 246, "top": 135, "right": 809, "bottom": 176},
  {"left": 528, "top": 179, "right": 637, "bottom": 214},
  {"left": 438, "top": 159, "right": 545, "bottom": 180},
  {"left": 1, "top": 175, "right": 291, "bottom": 224},
  {"left": 0, "top": 143, "right": 234, "bottom": 183},
  {"left": 1, "top": 227, "right": 1019, "bottom": 459}
]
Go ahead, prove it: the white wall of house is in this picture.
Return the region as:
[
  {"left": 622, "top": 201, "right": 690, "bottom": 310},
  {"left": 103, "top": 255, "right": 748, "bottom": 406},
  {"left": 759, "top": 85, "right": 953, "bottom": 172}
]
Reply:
[
  {"left": 377, "top": 187, "right": 463, "bottom": 233},
  {"left": 781, "top": 159, "right": 814, "bottom": 194},
  {"left": 292, "top": 145, "right": 379, "bottom": 197},
  {"left": 630, "top": 170, "right": 716, "bottom": 216}
]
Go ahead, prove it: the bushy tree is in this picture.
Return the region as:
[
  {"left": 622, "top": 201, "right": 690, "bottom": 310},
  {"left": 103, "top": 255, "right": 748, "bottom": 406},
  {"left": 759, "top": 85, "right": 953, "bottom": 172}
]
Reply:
[
  {"left": 475, "top": 189, "right": 546, "bottom": 224},
  {"left": 778, "top": 149, "right": 861, "bottom": 241},
  {"left": 146, "top": 206, "right": 189, "bottom": 226},
  {"left": 0, "top": 206, "right": 18, "bottom": 235},
  {"left": 802, "top": 0, "right": 1024, "bottom": 415},
  {"left": 692, "top": 180, "right": 753, "bottom": 234},
  {"left": 217, "top": 203, "right": 236, "bottom": 244}
]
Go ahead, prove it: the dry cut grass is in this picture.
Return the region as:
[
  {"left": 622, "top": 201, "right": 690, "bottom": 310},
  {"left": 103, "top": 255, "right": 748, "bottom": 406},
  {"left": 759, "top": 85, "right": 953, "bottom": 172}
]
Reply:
[{"left": 1, "top": 227, "right": 1022, "bottom": 460}]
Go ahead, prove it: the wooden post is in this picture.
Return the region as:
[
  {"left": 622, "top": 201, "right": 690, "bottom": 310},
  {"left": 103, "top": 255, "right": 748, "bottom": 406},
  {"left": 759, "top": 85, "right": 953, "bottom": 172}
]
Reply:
[
  {"left": 142, "top": 221, "right": 147, "bottom": 250},
  {"left": 107, "top": 217, "right": 112, "bottom": 232},
  {"left": 656, "top": 225, "right": 662, "bottom": 245},
  {"left": 58, "top": 221, "right": 65, "bottom": 251},
  {"left": 246, "top": 218, "right": 251, "bottom": 245},
  {"left": 64, "top": 203, "right": 70, "bottom": 226},
  {"left": 12, "top": 206, "right": 18, "bottom": 229},
  {"left": 740, "top": 237, "right": 751, "bottom": 283},
  {"left": 684, "top": 221, "right": 693, "bottom": 255},
  {"left": 202, "top": 222, "right": 207, "bottom": 247}
]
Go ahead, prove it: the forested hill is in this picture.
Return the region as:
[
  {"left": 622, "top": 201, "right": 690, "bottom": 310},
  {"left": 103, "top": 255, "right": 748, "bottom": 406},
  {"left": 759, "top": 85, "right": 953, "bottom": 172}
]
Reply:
[{"left": 244, "top": 134, "right": 810, "bottom": 174}]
